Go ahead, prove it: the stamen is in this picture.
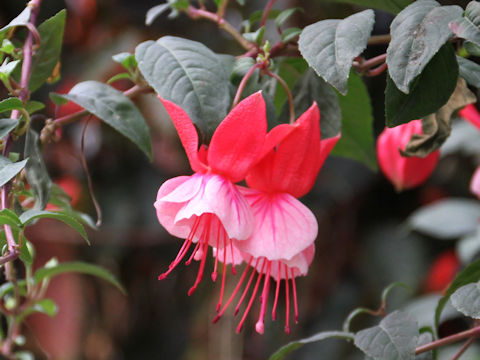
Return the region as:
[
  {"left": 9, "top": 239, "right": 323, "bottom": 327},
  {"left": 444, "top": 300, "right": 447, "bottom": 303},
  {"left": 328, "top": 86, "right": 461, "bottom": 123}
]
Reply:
[
  {"left": 255, "top": 261, "right": 271, "bottom": 334},
  {"left": 236, "top": 260, "right": 266, "bottom": 333},
  {"left": 284, "top": 264, "right": 290, "bottom": 334},
  {"left": 234, "top": 258, "right": 260, "bottom": 316},
  {"left": 185, "top": 240, "right": 202, "bottom": 265},
  {"left": 216, "top": 234, "right": 228, "bottom": 312},
  {"left": 212, "top": 225, "right": 221, "bottom": 282},
  {"left": 272, "top": 262, "right": 281, "bottom": 321},
  {"left": 291, "top": 268, "right": 299, "bottom": 323},
  {"left": 188, "top": 228, "right": 210, "bottom": 296},
  {"left": 230, "top": 238, "right": 237, "bottom": 275},
  {"left": 213, "top": 257, "right": 254, "bottom": 323}
]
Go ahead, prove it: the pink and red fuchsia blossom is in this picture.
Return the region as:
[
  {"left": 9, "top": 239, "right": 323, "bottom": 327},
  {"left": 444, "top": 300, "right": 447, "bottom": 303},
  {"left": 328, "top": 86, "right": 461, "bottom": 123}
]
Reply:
[
  {"left": 155, "top": 94, "right": 339, "bottom": 334},
  {"left": 377, "top": 120, "right": 439, "bottom": 191}
]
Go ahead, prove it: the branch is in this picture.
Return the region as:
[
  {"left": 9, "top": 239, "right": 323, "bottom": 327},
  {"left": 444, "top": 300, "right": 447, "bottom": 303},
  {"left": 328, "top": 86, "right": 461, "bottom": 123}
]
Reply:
[
  {"left": 416, "top": 325, "right": 480, "bottom": 355},
  {"left": 260, "top": 0, "right": 277, "bottom": 27},
  {"left": 186, "top": 6, "right": 254, "bottom": 51}
]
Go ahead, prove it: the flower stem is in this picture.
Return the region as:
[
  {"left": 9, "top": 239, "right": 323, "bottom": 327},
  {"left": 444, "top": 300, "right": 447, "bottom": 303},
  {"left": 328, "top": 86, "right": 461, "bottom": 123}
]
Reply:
[
  {"left": 451, "top": 337, "right": 477, "bottom": 360},
  {"left": 260, "top": 0, "right": 277, "bottom": 27},
  {"left": 186, "top": 6, "right": 253, "bottom": 51},
  {"left": 415, "top": 325, "right": 480, "bottom": 355},
  {"left": 232, "top": 63, "right": 261, "bottom": 108},
  {"left": 264, "top": 69, "right": 295, "bottom": 124}
]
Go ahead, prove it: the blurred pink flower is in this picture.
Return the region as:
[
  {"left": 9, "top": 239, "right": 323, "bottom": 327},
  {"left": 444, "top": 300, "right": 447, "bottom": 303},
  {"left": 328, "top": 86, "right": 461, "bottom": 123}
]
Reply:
[
  {"left": 470, "top": 166, "right": 480, "bottom": 199},
  {"left": 214, "top": 103, "right": 340, "bottom": 334},
  {"left": 154, "top": 92, "right": 266, "bottom": 295},
  {"left": 377, "top": 120, "right": 439, "bottom": 191},
  {"left": 459, "top": 104, "right": 480, "bottom": 130}
]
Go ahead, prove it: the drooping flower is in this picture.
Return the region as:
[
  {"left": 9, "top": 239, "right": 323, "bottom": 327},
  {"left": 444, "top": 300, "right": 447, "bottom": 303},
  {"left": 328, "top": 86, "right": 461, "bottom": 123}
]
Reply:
[
  {"left": 377, "top": 120, "right": 440, "bottom": 191},
  {"left": 154, "top": 92, "right": 267, "bottom": 295},
  {"left": 213, "top": 103, "right": 340, "bottom": 334}
]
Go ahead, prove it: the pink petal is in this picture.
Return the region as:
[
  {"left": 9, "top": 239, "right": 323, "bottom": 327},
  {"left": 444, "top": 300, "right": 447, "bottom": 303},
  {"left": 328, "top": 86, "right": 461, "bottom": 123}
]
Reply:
[
  {"left": 213, "top": 243, "right": 245, "bottom": 266},
  {"left": 459, "top": 104, "right": 480, "bottom": 131},
  {"left": 235, "top": 189, "right": 318, "bottom": 261},
  {"left": 207, "top": 92, "right": 267, "bottom": 182},
  {"left": 470, "top": 166, "right": 480, "bottom": 199},
  {"left": 174, "top": 174, "right": 254, "bottom": 241},
  {"left": 154, "top": 176, "right": 197, "bottom": 239},
  {"left": 159, "top": 97, "right": 207, "bottom": 173},
  {"left": 267, "top": 245, "right": 315, "bottom": 280}
]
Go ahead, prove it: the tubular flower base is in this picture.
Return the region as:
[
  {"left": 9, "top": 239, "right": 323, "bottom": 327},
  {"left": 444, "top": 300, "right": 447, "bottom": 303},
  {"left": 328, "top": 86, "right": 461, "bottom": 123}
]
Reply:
[{"left": 377, "top": 120, "right": 440, "bottom": 191}]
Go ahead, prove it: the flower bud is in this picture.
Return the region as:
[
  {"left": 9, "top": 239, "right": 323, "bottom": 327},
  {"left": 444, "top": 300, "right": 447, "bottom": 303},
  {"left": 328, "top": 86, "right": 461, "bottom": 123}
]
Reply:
[{"left": 377, "top": 120, "right": 439, "bottom": 191}]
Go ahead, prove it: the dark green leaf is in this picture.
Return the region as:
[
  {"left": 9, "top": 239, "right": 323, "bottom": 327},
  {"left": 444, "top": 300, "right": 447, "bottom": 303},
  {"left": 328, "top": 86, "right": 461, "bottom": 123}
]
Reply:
[
  {"left": 451, "top": 281, "right": 480, "bottom": 319},
  {"left": 0, "top": 7, "right": 31, "bottom": 35},
  {"left": 408, "top": 198, "right": 480, "bottom": 240},
  {"left": 334, "top": 72, "right": 376, "bottom": 170},
  {"left": 34, "top": 261, "right": 125, "bottom": 294},
  {"left": 386, "top": 1, "right": 462, "bottom": 93},
  {"left": 58, "top": 81, "right": 152, "bottom": 160},
  {"left": 403, "top": 78, "right": 476, "bottom": 156},
  {"left": 24, "top": 128, "right": 52, "bottom": 210},
  {"left": 321, "top": 0, "right": 411, "bottom": 14},
  {"left": 281, "top": 28, "right": 301, "bottom": 43},
  {"left": 354, "top": 311, "right": 418, "bottom": 360},
  {"left": 284, "top": 68, "right": 341, "bottom": 139},
  {"left": 385, "top": 43, "right": 458, "bottom": 127},
  {"left": 19, "top": 209, "right": 89, "bottom": 245},
  {"left": 450, "top": 1, "right": 480, "bottom": 47},
  {"left": 269, "top": 331, "right": 354, "bottom": 360},
  {"left": 464, "top": 41, "right": 480, "bottom": 56},
  {"left": 435, "top": 258, "right": 480, "bottom": 329},
  {"left": 145, "top": 4, "right": 170, "bottom": 25},
  {"left": 0, "top": 98, "right": 22, "bottom": 113},
  {"left": 0, "top": 156, "right": 28, "bottom": 187},
  {"left": 0, "top": 118, "right": 18, "bottom": 138},
  {"left": 457, "top": 56, "right": 480, "bottom": 88},
  {"left": 29, "top": 10, "right": 66, "bottom": 92},
  {"left": 299, "top": 9, "right": 375, "bottom": 95},
  {"left": 136, "top": 37, "right": 231, "bottom": 141}
]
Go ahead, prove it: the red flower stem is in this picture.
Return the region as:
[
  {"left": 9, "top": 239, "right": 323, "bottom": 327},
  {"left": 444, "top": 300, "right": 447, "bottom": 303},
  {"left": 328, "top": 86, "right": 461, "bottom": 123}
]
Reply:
[
  {"left": 415, "top": 325, "right": 480, "bottom": 355},
  {"left": 216, "top": 0, "right": 229, "bottom": 21},
  {"left": 365, "top": 63, "right": 388, "bottom": 77},
  {"left": 260, "top": 0, "right": 277, "bottom": 27},
  {"left": 232, "top": 63, "right": 261, "bottom": 108},
  {"left": 186, "top": 6, "right": 253, "bottom": 51},
  {"left": 264, "top": 69, "right": 295, "bottom": 124},
  {"left": 52, "top": 84, "right": 151, "bottom": 128},
  {"left": 353, "top": 53, "right": 387, "bottom": 73},
  {"left": 451, "top": 337, "right": 477, "bottom": 360}
]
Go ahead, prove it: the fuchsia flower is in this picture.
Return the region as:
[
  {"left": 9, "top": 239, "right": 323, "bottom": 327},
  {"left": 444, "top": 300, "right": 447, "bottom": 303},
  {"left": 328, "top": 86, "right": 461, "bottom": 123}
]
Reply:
[
  {"left": 213, "top": 104, "right": 340, "bottom": 334},
  {"left": 377, "top": 120, "right": 439, "bottom": 191},
  {"left": 154, "top": 92, "right": 266, "bottom": 295},
  {"left": 459, "top": 104, "right": 480, "bottom": 130}
]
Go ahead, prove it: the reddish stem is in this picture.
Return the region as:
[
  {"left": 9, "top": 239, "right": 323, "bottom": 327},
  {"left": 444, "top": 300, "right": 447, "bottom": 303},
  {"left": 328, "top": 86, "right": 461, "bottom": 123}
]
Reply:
[
  {"left": 260, "top": 0, "right": 277, "bottom": 27},
  {"left": 232, "top": 63, "right": 261, "bottom": 108},
  {"left": 264, "top": 69, "right": 295, "bottom": 123},
  {"left": 415, "top": 325, "right": 480, "bottom": 355}
]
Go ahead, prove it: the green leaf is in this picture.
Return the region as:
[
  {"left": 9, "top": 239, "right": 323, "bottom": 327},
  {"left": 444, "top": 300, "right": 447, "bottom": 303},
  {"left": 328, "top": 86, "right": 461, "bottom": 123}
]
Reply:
[
  {"left": 451, "top": 281, "right": 480, "bottom": 319},
  {"left": 0, "top": 118, "right": 19, "bottom": 138},
  {"left": 0, "top": 59, "right": 20, "bottom": 77},
  {"left": 435, "top": 258, "right": 480, "bottom": 329},
  {"left": 281, "top": 28, "right": 301, "bottom": 43},
  {"left": 24, "top": 101, "right": 45, "bottom": 115},
  {"left": 231, "top": 57, "right": 255, "bottom": 79},
  {"left": 408, "top": 198, "right": 480, "bottom": 240},
  {"left": 19, "top": 209, "right": 89, "bottom": 245},
  {"left": 285, "top": 68, "right": 341, "bottom": 139},
  {"left": 19, "top": 236, "right": 32, "bottom": 265},
  {"left": 0, "top": 97, "right": 22, "bottom": 113},
  {"left": 0, "top": 156, "right": 28, "bottom": 187},
  {"left": 57, "top": 81, "right": 152, "bottom": 160},
  {"left": 354, "top": 311, "right": 418, "bottom": 360},
  {"left": 275, "top": 8, "right": 302, "bottom": 28},
  {"left": 136, "top": 37, "right": 231, "bottom": 141},
  {"left": 243, "top": 26, "right": 265, "bottom": 45},
  {"left": 464, "top": 40, "right": 480, "bottom": 56},
  {"left": 145, "top": 4, "right": 170, "bottom": 25},
  {"left": 321, "top": 0, "right": 411, "bottom": 14},
  {"left": 299, "top": 9, "right": 375, "bottom": 95},
  {"left": 385, "top": 43, "right": 458, "bottom": 127},
  {"left": 24, "top": 128, "right": 52, "bottom": 210},
  {"left": 269, "top": 331, "right": 354, "bottom": 360},
  {"left": 457, "top": 56, "right": 480, "bottom": 88},
  {"left": 333, "top": 72, "right": 376, "bottom": 170},
  {"left": 0, "top": 209, "right": 21, "bottom": 228},
  {"left": 386, "top": 1, "right": 462, "bottom": 93},
  {"left": 0, "top": 7, "right": 31, "bottom": 35},
  {"left": 14, "top": 351, "right": 34, "bottom": 360},
  {"left": 112, "top": 52, "right": 137, "bottom": 70},
  {"left": 274, "top": 58, "right": 309, "bottom": 112},
  {"left": 18, "top": 298, "right": 58, "bottom": 322},
  {"left": 29, "top": 10, "right": 66, "bottom": 92},
  {"left": 0, "top": 39, "right": 15, "bottom": 54},
  {"left": 49, "top": 92, "right": 68, "bottom": 106},
  {"left": 402, "top": 78, "right": 476, "bottom": 157},
  {"left": 450, "top": 1, "right": 480, "bottom": 47},
  {"left": 107, "top": 72, "right": 131, "bottom": 84},
  {"left": 34, "top": 261, "right": 125, "bottom": 294}
]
